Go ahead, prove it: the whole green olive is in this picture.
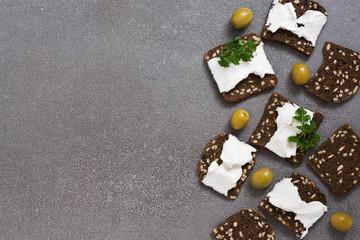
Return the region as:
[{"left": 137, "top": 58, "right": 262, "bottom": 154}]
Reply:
[
  {"left": 231, "top": 8, "right": 253, "bottom": 29},
  {"left": 250, "top": 168, "right": 274, "bottom": 189},
  {"left": 331, "top": 213, "right": 353, "bottom": 232},
  {"left": 230, "top": 109, "right": 249, "bottom": 130},
  {"left": 292, "top": 63, "right": 310, "bottom": 85}
]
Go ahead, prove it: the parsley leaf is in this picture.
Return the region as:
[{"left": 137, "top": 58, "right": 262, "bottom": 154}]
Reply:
[
  {"left": 288, "top": 107, "right": 320, "bottom": 153},
  {"left": 218, "top": 37, "right": 259, "bottom": 67}
]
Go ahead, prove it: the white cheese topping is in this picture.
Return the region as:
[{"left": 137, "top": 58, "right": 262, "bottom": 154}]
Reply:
[
  {"left": 265, "top": 0, "right": 327, "bottom": 46},
  {"left": 267, "top": 178, "right": 327, "bottom": 239},
  {"left": 207, "top": 42, "right": 275, "bottom": 93},
  {"left": 219, "top": 135, "right": 255, "bottom": 168},
  {"left": 265, "top": 103, "right": 313, "bottom": 158},
  {"left": 202, "top": 134, "right": 256, "bottom": 196}
]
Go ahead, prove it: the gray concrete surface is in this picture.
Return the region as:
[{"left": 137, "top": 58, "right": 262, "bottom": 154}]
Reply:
[{"left": 1, "top": 0, "right": 359, "bottom": 239}]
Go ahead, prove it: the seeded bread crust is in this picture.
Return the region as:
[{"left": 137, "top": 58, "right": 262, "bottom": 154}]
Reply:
[
  {"left": 305, "top": 42, "right": 360, "bottom": 103},
  {"left": 198, "top": 133, "right": 256, "bottom": 199},
  {"left": 260, "top": 172, "right": 327, "bottom": 239},
  {"left": 205, "top": 33, "right": 278, "bottom": 102},
  {"left": 249, "top": 92, "right": 323, "bottom": 165},
  {"left": 308, "top": 124, "right": 360, "bottom": 196},
  {"left": 262, "top": 0, "right": 327, "bottom": 55},
  {"left": 212, "top": 209, "right": 275, "bottom": 240}
]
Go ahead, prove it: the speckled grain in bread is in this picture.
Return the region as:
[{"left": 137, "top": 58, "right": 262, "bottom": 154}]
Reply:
[
  {"left": 308, "top": 124, "right": 360, "bottom": 196},
  {"left": 262, "top": 0, "right": 327, "bottom": 55},
  {"left": 305, "top": 42, "right": 360, "bottom": 103},
  {"left": 249, "top": 92, "right": 323, "bottom": 165},
  {"left": 198, "top": 133, "right": 256, "bottom": 199},
  {"left": 204, "top": 33, "right": 278, "bottom": 102},
  {"left": 260, "top": 172, "right": 327, "bottom": 239},
  {"left": 212, "top": 209, "right": 275, "bottom": 240}
]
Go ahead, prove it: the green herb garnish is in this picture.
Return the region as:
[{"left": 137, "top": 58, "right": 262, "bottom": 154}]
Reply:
[
  {"left": 288, "top": 107, "right": 320, "bottom": 153},
  {"left": 218, "top": 37, "right": 259, "bottom": 68}
]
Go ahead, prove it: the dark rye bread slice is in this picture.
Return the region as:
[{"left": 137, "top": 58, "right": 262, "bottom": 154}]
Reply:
[
  {"left": 249, "top": 92, "right": 323, "bottom": 165},
  {"left": 260, "top": 172, "right": 327, "bottom": 239},
  {"left": 308, "top": 124, "right": 360, "bottom": 196},
  {"left": 212, "top": 209, "right": 275, "bottom": 240},
  {"left": 204, "top": 33, "right": 278, "bottom": 102},
  {"left": 198, "top": 133, "right": 256, "bottom": 199},
  {"left": 305, "top": 42, "right": 360, "bottom": 103},
  {"left": 262, "top": 0, "right": 328, "bottom": 55}
]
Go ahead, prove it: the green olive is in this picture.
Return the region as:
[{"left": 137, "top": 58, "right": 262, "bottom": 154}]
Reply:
[
  {"left": 230, "top": 109, "right": 249, "bottom": 130},
  {"left": 231, "top": 8, "right": 253, "bottom": 29},
  {"left": 250, "top": 168, "right": 274, "bottom": 189},
  {"left": 292, "top": 63, "right": 310, "bottom": 85},
  {"left": 331, "top": 213, "right": 353, "bottom": 232}
]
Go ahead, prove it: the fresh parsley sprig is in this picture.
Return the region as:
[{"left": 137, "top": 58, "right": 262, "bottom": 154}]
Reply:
[
  {"left": 288, "top": 107, "right": 320, "bottom": 153},
  {"left": 218, "top": 37, "right": 259, "bottom": 68}
]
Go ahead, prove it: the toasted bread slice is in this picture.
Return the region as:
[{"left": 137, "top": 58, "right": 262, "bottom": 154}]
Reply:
[
  {"left": 262, "top": 0, "right": 327, "bottom": 55},
  {"left": 305, "top": 42, "right": 360, "bottom": 103},
  {"left": 205, "top": 33, "right": 278, "bottom": 102},
  {"left": 308, "top": 124, "right": 360, "bottom": 196},
  {"left": 198, "top": 133, "right": 256, "bottom": 199},
  {"left": 260, "top": 173, "right": 327, "bottom": 239},
  {"left": 212, "top": 209, "right": 275, "bottom": 240},
  {"left": 249, "top": 92, "right": 323, "bottom": 165}
]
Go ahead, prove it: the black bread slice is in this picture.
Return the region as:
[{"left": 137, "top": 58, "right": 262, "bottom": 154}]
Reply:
[
  {"left": 212, "top": 208, "right": 275, "bottom": 240},
  {"left": 198, "top": 133, "right": 256, "bottom": 199},
  {"left": 308, "top": 124, "right": 360, "bottom": 196},
  {"left": 262, "top": 0, "right": 328, "bottom": 56},
  {"left": 249, "top": 92, "right": 323, "bottom": 165},
  {"left": 305, "top": 42, "right": 360, "bottom": 103},
  {"left": 205, "top": 33, "right": 278, "bottom": 102},
  {"left": 260, "top": 172, "right": 327, "bottom": 239}
]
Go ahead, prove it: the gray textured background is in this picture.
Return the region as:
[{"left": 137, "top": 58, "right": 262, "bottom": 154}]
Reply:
[{"left": 1, "top": 0, "right": 359, "bottom": 239}]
